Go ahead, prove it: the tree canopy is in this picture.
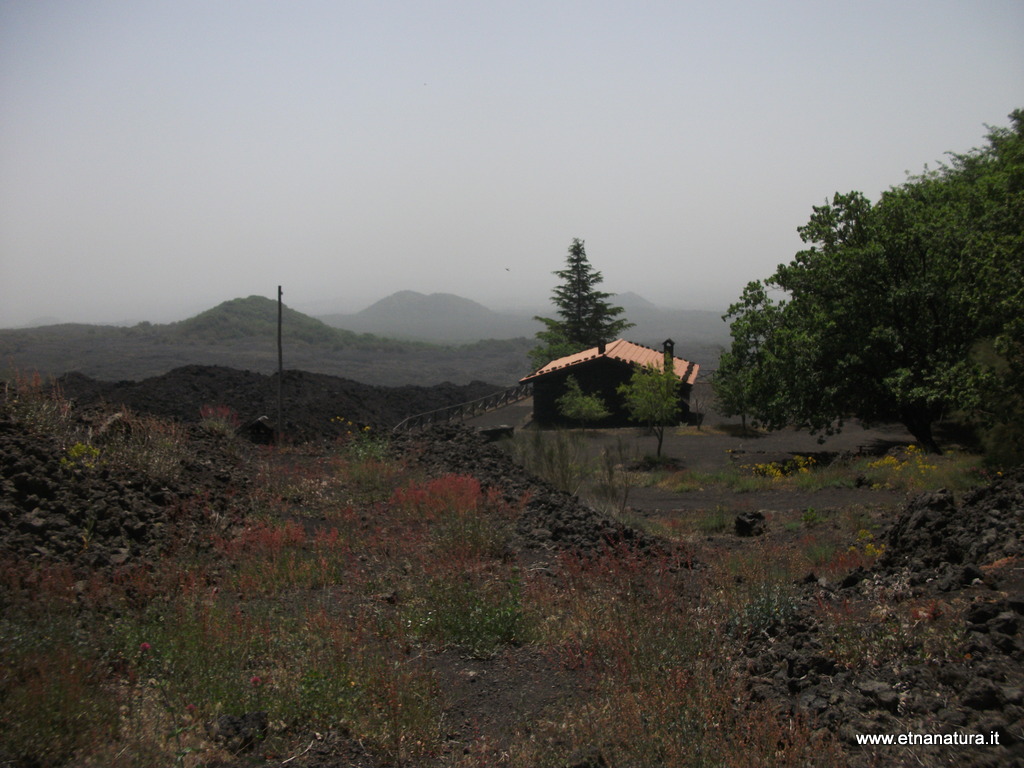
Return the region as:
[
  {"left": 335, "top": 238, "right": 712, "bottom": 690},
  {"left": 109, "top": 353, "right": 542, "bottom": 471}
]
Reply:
[
  {"left": 529, "top": 239, "right": 634, "bottom": 370},
  {"left": 617, "top": 364, "right": 682, "bottom": 457},
  {"left": 557, "top": 375, "right": 611, "bottom": 427},
  {"left": 714, "top": 110, "right": 1024, "bottom": 456}
]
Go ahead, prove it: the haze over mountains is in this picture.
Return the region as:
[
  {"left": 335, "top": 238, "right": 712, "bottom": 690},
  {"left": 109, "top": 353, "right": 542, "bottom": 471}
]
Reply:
[
  {"left": 1, "top": 291, "right": 729, "bottom": 387},
  {"left": 318, "top": 290, "right": 731, "bottom": 350},
  {"left": 318, "top": 291, "right": 529, "bottom": 342}
]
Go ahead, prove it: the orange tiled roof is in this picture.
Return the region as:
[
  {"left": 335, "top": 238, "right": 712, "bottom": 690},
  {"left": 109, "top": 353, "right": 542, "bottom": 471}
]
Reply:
[{"left": 520, "top": 339, "right": 699, "bottom": 385}]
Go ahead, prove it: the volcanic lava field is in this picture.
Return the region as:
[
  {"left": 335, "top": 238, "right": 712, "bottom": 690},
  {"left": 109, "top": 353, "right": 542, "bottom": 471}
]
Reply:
[{"left": 1, "top": 365, "right": 1022, "bottom": 767}]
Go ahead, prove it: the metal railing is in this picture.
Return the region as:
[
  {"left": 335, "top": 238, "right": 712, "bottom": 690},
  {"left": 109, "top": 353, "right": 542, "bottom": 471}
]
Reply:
[{"left": 391, "top": 382, "right": 533, "bottom": 432}]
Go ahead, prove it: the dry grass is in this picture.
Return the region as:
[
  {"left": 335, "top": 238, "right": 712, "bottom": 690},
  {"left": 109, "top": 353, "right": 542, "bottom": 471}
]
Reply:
[{"left": 6, "top": 391, "right": 969, "bottom": 767}]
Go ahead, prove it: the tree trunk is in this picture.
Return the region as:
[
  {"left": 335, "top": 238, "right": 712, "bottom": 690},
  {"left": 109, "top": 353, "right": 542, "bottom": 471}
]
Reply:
[{"left": 901, "top": 408, "right": 942, "bottom": 454}]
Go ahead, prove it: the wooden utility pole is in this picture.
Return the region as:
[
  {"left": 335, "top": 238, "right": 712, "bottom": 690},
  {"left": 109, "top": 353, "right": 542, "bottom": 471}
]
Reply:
[{"left": 277, "top": 285, "right": 283, "bottom": 443}]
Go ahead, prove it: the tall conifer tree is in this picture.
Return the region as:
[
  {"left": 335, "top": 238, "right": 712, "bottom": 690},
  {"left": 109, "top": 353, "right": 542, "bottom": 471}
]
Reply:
[{"left": 529, "top": 238, "right": 633, "bottom": 369}]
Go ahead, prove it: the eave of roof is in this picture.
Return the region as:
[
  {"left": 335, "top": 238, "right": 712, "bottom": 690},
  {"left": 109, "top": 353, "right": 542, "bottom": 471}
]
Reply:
[{"left": 520, "top": 339, "right": 700, "bottom": 385}]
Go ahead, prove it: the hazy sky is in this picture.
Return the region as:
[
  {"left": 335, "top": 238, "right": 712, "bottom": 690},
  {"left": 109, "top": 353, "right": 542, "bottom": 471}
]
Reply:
[{"left": 2, "top": 1, "right": 1022, "bottom": 327}]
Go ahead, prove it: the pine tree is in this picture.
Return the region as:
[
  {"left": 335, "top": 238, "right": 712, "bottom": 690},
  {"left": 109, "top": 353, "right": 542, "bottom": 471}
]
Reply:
[{"left": 529, "top": 238, "right": 633, "bottom": 369}]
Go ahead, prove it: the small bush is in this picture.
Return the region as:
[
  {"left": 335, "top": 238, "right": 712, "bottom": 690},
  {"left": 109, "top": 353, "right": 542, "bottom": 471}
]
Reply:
[
  {"left": 503, "top": 429, "right": 591, "bottom": 494},
  {"left": 856, "top": 445, "right": 981, "bottom": 491},
  {"left": 586, "top": 437, "right": 640, "bottom": 515},
  {"left": 3, "top": 372, "right": 75, "bottom": 441},
  {"left": 715, "top": 545, "right": 803, "bottom": 639},
  {"left": 95, "top": 411, "right": 190, "bottom": 483},
  {"left": 726, "top": 580, "right": 799, "bottom": 637},
  {"left": 333, "top": 418, "right": 390, "bottom": 461},
  {"left": 695, "top": 505, "right": 731, "bottom": 534},
  {"left": 199, "top": 403, "right": 240, "bottom": 434},
  {"left": 61, "top": 441, "right": 100, "bottom": 469},
  {"left": 7, "top": 384, "right": 191, "bottom": 483},
  {"left": 801, "top": 507, "right": 826, "bottom": 526},
  {"left": 557, "top": 375, "right": 610, "bottom": 426},
  {"left": 815, "top": 598, "right": 967, "bottom": 671},
  {"left": 406, "top": 573, "right": 530, "bottom": 657},
  {"left": 390, "top": 474, "right": 515, "bottom": 560},
  {"left": 751, "top": 454, "right": 817, "bottom": 478},
  {"left": 801, "top": 539, "right": 839, "bottom": 568}
]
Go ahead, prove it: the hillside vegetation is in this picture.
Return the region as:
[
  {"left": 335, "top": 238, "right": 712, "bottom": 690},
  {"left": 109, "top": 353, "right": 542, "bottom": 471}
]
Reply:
[{"left": 168, "top": 296, "right": 377, "bottom": 346}]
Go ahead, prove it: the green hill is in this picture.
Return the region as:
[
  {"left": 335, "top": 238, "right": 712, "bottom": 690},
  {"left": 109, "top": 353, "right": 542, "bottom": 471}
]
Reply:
[{"left": 169, "top": 295, "right": 399, "bottom": 349}]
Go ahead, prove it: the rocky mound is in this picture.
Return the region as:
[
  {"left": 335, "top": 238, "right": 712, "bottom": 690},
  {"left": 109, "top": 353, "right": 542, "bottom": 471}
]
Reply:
[
  {"left": 58, "top": 365, "right": 501, "bottom": 441},
  {"left": 395, "top": 424, "right": 668, "bottom": 556},
  {"left": 881, "top": 471, "right": 1024, "bottom": 580},
  {"left": 0, "top": 410, "right": 248, "bottom": 572},
  {"left": 736, "top": 473, "right": 1024, "bottom": 767},
  {"left": 1, "top": 393, "right": 662, "bottom": 578}
]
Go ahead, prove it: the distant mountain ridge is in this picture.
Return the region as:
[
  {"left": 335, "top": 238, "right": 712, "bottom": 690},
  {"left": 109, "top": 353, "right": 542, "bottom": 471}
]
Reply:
[
  {"left": 0, "top": 292, "right": 729, "bottom": 387},
  {"left": 1, "top": 295, "right": 528, "bottom": 386},
  {"left": 318, "top": 289, "right": 731, "bottom": 355},
  {"left": 319, "top": 291, "right": 538, "bottom": 342}
]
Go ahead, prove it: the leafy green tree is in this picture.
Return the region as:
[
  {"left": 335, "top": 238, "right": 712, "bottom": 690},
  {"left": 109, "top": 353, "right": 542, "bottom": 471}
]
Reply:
[
  {"left": 715, "top": 111, "right": 1024, "bottom": 455},
  {"left": 973, "top": 333, "right": 1024, "bottom": 465},
  {"left": 617, "top": 364, "right": 682, "bottom": 457},
  {"left": 530, "top": 238, "right": 633, "bottom": 370},
  {"left": 712, "top": 281, "right": 783, "bottom": 435},
  {"left": 719, "top": 190, "right": 965, "bottom": 453},
  {"left": 556, "top": 375, "right": 611, "bottom": 427},
  {"left": 950, "top": 110, "right": 1024, "bottom": 462}
]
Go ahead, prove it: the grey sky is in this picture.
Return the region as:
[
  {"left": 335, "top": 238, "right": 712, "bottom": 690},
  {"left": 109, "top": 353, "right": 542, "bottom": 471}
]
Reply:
[{"left": 1, "top": 1, "right": 1022, "bottom": 327}]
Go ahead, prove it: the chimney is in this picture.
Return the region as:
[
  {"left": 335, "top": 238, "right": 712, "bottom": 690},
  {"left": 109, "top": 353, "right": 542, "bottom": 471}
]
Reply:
[
  {"left": 662, "top": 339, "right": 675, "bottom": 372},
  {"left": 598, "top": 340, "right": 606, "bottom": 355}
]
